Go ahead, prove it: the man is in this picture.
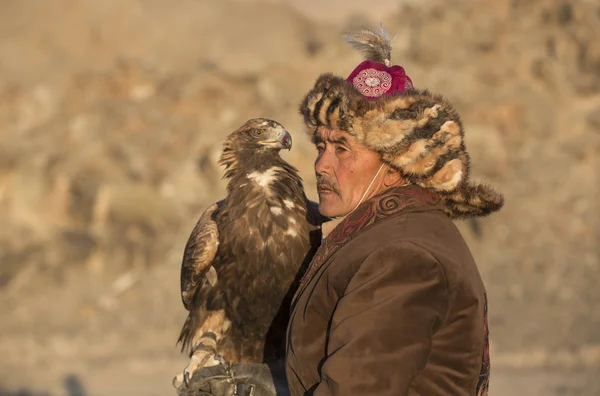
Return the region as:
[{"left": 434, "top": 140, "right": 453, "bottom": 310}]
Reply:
[{"left": 284, "top": 27, "right": 504, "bottom": 396}]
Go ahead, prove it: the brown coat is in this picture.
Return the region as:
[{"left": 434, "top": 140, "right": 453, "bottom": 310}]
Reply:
[{"left": 285, "top": 185, "right": 490, "bottom": 396}]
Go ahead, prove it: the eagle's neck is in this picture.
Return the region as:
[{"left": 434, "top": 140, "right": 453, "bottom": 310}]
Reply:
[{"left": 225, "top": 153, "right": 305, "bottom": 202}]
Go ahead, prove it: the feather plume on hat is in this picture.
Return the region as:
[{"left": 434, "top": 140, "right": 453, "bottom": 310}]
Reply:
[{"left": 343, "top": 25, "right": 394, "bottom": 66}]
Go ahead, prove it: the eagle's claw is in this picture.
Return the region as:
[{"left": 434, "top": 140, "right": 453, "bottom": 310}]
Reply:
[{"left": 173, "top": 351, "right": 227, "bottom": 391}]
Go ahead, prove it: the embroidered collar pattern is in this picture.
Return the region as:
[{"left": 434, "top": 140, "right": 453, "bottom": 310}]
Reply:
[{"left": 294, "top": 186, "right": 441, "bottom": 298}]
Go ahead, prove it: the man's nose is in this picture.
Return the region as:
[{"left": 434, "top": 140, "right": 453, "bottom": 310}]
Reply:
[{"left": 315, "top": 151, "right": 331, "bottom": 176}]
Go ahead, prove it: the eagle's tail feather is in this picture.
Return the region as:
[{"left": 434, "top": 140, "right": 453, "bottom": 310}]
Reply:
[{"left": 177, "top": 312, "right": 197, "bottom": 356}]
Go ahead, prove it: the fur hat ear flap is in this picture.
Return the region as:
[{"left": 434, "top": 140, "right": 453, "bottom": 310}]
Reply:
[{"left": 444, "top": 183, "right": 505, "bottom": 219}]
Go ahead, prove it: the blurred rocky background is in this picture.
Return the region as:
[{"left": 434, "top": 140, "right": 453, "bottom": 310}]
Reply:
[{"left": 0, "top": 0, "right": 599, "bottom": 395}]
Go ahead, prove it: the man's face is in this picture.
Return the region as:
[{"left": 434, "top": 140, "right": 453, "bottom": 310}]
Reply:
[{"left": 314, "top": 127, "right": 384, "bottom": 218}]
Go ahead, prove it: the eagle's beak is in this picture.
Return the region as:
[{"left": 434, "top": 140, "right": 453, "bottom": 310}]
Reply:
[
  {"left": 260, "top": 129, "right": 292, "bottom": 150},
  {"left": 278, "top": 129, "right": 292, "bottom": 150}
]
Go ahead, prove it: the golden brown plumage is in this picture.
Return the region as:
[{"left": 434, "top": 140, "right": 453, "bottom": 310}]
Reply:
[
  {"left": 173, "top": 118, "right": 324, "bottom": 391},
  {"left": 180, "top": 202, "right": 220, "bottom": 311}
]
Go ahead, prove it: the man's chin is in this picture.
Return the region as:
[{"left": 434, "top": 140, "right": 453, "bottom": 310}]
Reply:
[{"left": 318, "top": 197, "right": 347, "bottom": 218}]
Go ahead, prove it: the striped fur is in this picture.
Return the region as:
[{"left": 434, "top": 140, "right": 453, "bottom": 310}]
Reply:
[{"left": 299, "top": 74, "right": 503, "bottom": 219}]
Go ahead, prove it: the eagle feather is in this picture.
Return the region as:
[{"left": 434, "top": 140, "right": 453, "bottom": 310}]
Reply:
[{"left": 343, "top": 24, "right": 395, "bottom": 66}]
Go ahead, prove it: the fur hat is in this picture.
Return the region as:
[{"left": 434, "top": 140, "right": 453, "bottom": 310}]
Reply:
[{"left": 299, "top": 26, "right": 504, "bottom": 219}]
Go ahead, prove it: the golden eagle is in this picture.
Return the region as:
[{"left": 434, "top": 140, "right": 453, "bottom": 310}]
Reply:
[{"left": 173, "top": 118, "right": 323, "bottom": 389}]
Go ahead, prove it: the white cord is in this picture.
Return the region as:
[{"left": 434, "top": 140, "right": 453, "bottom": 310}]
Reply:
[{"left": 348, "top": 163, "right": 385, "bottom": 215}]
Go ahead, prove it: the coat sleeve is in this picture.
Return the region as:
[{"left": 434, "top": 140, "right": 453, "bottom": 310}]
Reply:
[{"left": 312, "top": 242, "right": 451, "bottom": 396}]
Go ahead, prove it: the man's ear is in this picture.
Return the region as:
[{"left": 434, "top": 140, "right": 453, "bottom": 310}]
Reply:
[{"left": 383, "top": 166, "right": 405, "bottom": 187}]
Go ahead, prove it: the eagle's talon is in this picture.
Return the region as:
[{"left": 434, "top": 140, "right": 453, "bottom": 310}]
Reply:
[
  {"left": 175, "top": 350, "right": 223, "bottom": 391},
  {"left": 214, "top": 353, "right": 229, "bottom": 370},
  {"left": 173, "top": 372, "right": 184, "bottom": 389},
  {"left": 183, "top": 370, "right": 192, "bottom": 388}
]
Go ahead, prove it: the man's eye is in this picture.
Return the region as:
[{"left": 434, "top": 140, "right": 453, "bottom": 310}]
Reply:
[
  {"left": 316, "top": 145, "right": 325, "bottom": 153},
  {"left": 335, "top": 146, "right": 347, "bottom": 154}
]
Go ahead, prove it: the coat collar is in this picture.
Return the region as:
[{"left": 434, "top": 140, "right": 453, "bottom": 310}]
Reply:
[{"left": 292, "top": 185, "right": 443, "bottom": 305}]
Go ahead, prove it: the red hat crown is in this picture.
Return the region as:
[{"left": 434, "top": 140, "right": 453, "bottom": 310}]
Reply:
[{"left": 346, "top": 60, "right": 413, "bottom": 99}]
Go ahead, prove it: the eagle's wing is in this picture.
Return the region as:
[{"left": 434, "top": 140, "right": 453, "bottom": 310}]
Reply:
[{"left": 180, "top": 201, "right": 222, "bottom": 311}]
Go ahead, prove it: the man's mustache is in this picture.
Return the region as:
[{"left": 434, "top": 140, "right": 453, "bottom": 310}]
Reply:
[{"left": 316, "top": 177, "right": 340, "bottom": 196}]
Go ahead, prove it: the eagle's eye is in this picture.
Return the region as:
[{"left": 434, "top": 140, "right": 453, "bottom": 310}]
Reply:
[{"left": 251, "top": 129, "right": 263, "bottom": 137}]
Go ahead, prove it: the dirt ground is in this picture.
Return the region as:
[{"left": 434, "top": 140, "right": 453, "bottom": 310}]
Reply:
[{"left": 0, "top": 0, "right": 599, "bottom": 395}]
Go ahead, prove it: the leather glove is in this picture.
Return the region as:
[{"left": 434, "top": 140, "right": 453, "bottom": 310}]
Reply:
[{"left": 176, "top": 361, "right": 289, "bottom": 396}]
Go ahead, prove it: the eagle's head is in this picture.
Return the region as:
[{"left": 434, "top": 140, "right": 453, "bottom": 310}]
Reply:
[{"left": 218, "top": 118, "right": 292, "bottom": 174}]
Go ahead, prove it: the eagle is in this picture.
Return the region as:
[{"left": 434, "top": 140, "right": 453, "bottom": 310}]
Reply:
[{"left": 173, "top": 118, "right": 324, "bottom": 390}]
